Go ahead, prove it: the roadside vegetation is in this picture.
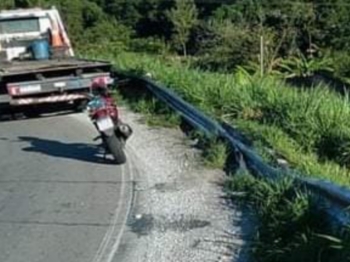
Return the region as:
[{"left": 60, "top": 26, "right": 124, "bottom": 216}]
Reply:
[
  {"left": 86, "top": 51, "right": 350, "bottom": 261},
  {"left": 4, "top": 0, "right": 350, "bottom": 261},
  {"left": 227, "top": 172, "right": 350, "bottom": 262},
  {"left": 85, "top": 51, "right": 350, "bottom": 188},
  {"left": 84, "top": 50, "right": 350, "bottom": 262}
]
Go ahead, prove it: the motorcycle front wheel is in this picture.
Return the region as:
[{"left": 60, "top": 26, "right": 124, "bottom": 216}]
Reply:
[{"left": 105, "top": 134, "right": 126, "bottom": 164}]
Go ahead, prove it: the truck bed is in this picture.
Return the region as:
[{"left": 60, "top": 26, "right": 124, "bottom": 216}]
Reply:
[{"left": 0, "top": 58, "right": 111, "bottom": 77}]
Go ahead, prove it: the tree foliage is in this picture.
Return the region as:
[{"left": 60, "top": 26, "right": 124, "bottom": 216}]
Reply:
[
  {"left": 167, "top": 0, "right": 197, "bottom": 56},
  {"left": 2, "top": 0, "right": 350, "bottom": 76}
]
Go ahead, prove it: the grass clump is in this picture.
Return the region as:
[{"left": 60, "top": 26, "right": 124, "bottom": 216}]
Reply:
[
  {"left": 130, "top": 98, "right": 180, "bottom": 127},
  {"left": 228, "top": 172, "right": 350, "bottom": 262},
  {"left": 112, "top": 85, "right": 181, "bottom": 128},
  {"left": 202, "top": 139, "right": 229, "bottom": 169},
  {"left": 233, "top": 119, "right": 350, "bottom": 185}
]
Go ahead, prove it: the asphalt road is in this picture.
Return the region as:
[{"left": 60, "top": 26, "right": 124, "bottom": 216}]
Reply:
[{"left": 0, "top": 112, "right": 133, "bottom": 262}]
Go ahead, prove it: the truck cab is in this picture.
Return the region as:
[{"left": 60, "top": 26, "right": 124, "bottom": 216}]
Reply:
[{"left": 0, "top": 6, "right": 112, "bottom": 114}]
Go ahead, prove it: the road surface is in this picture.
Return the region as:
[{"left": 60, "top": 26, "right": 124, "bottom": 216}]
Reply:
[{"left": 0, "top": 112, "right": 133, "bottom": 262}]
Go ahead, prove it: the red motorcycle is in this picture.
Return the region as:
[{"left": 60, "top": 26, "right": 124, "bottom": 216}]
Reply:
[{"left": 87, "top": 79, "right": 132, "bottom": 164}]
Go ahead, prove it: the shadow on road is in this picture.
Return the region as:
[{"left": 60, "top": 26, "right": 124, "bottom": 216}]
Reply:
[
  {"left": 18, "top": 136, "right": 116, "bottom": 165},
  {"left": 0, "top": 109, "right": 75, "bottom": 122},
  {"left": 0, "top": 101, "right": 82, "bottom": 122}
]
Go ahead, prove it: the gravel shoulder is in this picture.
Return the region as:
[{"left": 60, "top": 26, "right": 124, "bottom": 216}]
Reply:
[{"left": 114, "top": 107, "right": 255, "bottom": 262}]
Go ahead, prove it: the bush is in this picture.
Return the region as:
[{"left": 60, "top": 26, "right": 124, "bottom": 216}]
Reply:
[
  {"left": 331, "top": 51, "right": 350, "bottom": 81},
  {"left": 83, "top": 19, "right": 133, "bottom": 47},
  {"left": 192, "top": 21, "right": 259, "bottom": 72},
  {"left": 129, "top": 37, "right": 170, "bottom": 54}
]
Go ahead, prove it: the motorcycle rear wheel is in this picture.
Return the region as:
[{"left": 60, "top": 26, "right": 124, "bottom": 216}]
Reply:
[{"left": 105, "top": 134, "right": 126, "bottom": 164}]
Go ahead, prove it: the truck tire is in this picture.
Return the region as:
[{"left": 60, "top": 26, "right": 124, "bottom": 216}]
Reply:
[
  {"left": 105, "top": 134, "right": 126, "bottom": 164},
  {"left": 73, "top": 99, "right": 88, "bottom": 112},
  {"left": 23, "top": 109, "right": 40, "bottom": 118}
]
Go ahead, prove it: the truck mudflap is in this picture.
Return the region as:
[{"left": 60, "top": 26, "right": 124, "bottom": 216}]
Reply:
[{"left": 10, "top": 93, "right": 87, "bottom": 106}]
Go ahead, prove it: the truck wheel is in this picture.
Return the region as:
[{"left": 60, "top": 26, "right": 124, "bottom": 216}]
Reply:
[
  {"left": 73, "top": 99, "right": 88, "bottom": 112},
  {"left": 23, "top": 109, "right": 40, "bottom": 118},
  {"left": 105, "top": 134, "right": 126, "bottom": 164}
]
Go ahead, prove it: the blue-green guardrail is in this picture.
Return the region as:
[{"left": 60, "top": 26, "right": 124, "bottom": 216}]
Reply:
[{"left": 116, "top": 73, "right": 350, "bottom": 228}]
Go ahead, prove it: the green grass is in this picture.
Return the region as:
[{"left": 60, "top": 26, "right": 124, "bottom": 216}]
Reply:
[
  {"left": 234, "top": 119, "right": 350, "bottom": 185},
  {"left": 83, "top": 50, "right": 350, "bottom": 187},
  {"left": 201, "top": 139, "right": 229, "bottom": 168},
  {"left": 227, "top": 172, "right": 350, "bottom": 262},
  {"left": 111, "top": 88, "right": 181, "bottom": 128}
]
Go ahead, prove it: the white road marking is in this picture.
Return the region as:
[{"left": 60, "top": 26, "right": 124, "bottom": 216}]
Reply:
[
  {"left": 106, "top": 151, "right": 134, "bottom": 262},
  {"left": 70, "top": 113, "right": 134, "bottom": 262},
  {"left": 92, "top": 150, "right": 135, "bottom": 262},
  {"left": 92, "top": 163, "right": 126, "bottom": 262}
]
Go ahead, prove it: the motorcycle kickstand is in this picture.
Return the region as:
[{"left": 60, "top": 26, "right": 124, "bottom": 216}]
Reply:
[
  {"left": 103, "top": 152, "right": 108, "bottom": 160},
  {"left": 102, "top": 146, "right": 109, "bottom": 160},
  {"left": 96, "top": 140, "right": 108, "bottom": 160}
]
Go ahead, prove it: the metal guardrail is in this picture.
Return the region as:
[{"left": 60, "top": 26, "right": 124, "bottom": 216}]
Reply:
[{"left": 118, "top": 73, "right": 350, "bottom": 227}]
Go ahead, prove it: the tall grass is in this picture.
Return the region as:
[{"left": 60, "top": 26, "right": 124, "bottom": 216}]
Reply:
[
  {"left": 227, "top": 172, "right": 350, "bottom": 262},
  {"left": 83, "top": 50, "right": 350, "bottom": 186}
]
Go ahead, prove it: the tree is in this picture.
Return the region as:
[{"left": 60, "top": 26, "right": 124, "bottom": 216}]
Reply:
[
  {"left": 194, "top": 20, "right": 260, "bottom": 72},
  {"left": 0, "top": 0, "right": 15, "bottom": 9},
  {"left": 103, "top": 0, "right": 141, "bottom": 28},
  {"left": 167, "top": 0, "right": 197, "bottom": 56},
  {"left": 135, "top": 0, "right": 173, "bottom": 39},
  {"left": 82, "top": 0, "right": 106, "bottom": 28},
  {"left": 52, "top": 0, "right": 85, "bottom": 44},
  {"left": 84, "top": 19, "right": 132, "bottom": 46}
]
